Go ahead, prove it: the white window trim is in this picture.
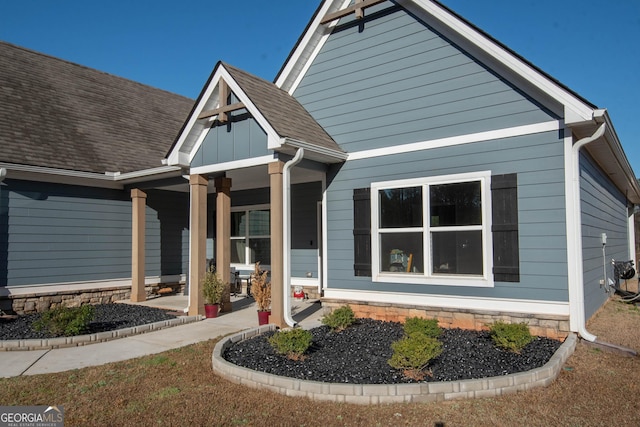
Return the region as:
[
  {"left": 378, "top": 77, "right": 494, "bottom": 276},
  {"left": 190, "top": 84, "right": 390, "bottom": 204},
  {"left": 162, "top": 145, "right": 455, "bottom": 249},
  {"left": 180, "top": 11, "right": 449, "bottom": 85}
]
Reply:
[
  {"left": 230, "top": 204, "right": 271, "bottom": 270},
  {"left": 371, "top": 171, "right": 494, "bottom": 287}
]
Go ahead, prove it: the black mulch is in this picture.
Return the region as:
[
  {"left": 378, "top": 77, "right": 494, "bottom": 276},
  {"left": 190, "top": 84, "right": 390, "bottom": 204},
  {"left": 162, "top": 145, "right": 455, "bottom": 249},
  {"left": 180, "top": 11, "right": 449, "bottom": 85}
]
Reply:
[
  {"left": 0, "top": 304, "right": 178, "bottom": 340},
  {"left": 223, "top": 319, "right": 562, "bottom": 384}
]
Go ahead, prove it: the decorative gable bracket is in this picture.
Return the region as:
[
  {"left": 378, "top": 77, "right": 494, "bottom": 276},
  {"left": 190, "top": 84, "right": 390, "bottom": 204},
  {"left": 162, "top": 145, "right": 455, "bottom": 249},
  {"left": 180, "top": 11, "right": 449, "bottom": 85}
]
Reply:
[
  {"left": 320, "top": 0, "right": 387, "bottom": 24},
  {"left": 197, "top": 80, "right": 245, "bottom": 123}
]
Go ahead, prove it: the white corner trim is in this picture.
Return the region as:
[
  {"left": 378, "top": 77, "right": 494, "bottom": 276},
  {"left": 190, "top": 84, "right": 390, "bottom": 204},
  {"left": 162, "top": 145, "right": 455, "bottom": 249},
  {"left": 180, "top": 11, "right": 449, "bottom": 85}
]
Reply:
[
  {"left": 347, "top": 121, "right": 560, "bottom": 161},
  {"left": 323, "top": 288, "right": 570, "bottom": 316}
]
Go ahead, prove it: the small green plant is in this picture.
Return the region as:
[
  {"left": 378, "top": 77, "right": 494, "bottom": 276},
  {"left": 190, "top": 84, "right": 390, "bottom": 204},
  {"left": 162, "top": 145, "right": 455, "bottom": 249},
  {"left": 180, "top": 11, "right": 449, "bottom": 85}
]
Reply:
[
  {"left": 202, "top": 267, "right": 226, "bottom": 305},
  {"left": 33, "top": 304, "right": 95, "bottom": 337},
  {"left": 489, "top": 321, "right": 534, "bottom": 353},
  {"left": 403, "top": 317, "right": 442, "bottom": 338},
  {"left": 321, "top": 305, "right": 355, "bottom": 331},
  {"left": 268, "top": 328, "right": 313, "bottom": 360},
  {"left": 388, "top": 334, "right": 443, "bottom": 380}
]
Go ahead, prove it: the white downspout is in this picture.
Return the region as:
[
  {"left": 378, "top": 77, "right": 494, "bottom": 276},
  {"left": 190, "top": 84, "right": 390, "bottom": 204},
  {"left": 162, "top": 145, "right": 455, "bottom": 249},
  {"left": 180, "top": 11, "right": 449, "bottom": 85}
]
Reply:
[
  {"left": 569, "top": 123, "right": 606, "bottom": 342},
  {"left": 283, "top": 148, "right": 305, "bottom": 327}
]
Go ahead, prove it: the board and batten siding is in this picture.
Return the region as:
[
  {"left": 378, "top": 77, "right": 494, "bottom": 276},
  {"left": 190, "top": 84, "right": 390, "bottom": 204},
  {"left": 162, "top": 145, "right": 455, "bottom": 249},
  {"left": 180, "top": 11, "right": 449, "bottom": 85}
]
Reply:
[
  {"left": 580, "top": 152, "right": 630, "bottom": 319},
  {"left": 324, "top": 130, "right": 569, "bottom": 302},
  {"left": 190, "top": 113, "right": 269, "bottom": 168},
  {"left": 293, "top": 2, "right": 557, "bottom": 152}
]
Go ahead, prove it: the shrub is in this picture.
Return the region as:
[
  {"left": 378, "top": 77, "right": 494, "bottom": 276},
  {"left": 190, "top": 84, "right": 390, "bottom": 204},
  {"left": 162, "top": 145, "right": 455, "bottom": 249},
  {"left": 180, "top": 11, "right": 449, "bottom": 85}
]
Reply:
[
  {"left": 251, "top": 262, "right": 271, "bottom": 312},
  {"left": 388, "top": 334, "right": 443, "bottom": 380},
  {"left": 321, "top": 305, "right": 355, "bottom": 331},
  {"left": 489, "top": 321, "right": 534, "bottom": 353},
  {"left": 268, "top": 328, "right": 313, "bottom": 360},
  {"left": 202, "top": 267, "right": 225, "bottom": 305},
  {"left": 33, "top": 304, "right": 95, "bottom": 337},
  {"left": 403, "top": 317, "right": 442, "bottom": 338}
]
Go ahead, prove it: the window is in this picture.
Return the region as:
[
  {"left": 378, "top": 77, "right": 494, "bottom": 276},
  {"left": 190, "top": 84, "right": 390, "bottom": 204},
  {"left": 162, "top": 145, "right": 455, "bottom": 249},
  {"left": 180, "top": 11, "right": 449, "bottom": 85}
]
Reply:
[
  {"left": 371, "top": 171, "right": 493, "bottom": 287},
  {"left": 231, "top": 206, "right": 270, "bottom": 265}
]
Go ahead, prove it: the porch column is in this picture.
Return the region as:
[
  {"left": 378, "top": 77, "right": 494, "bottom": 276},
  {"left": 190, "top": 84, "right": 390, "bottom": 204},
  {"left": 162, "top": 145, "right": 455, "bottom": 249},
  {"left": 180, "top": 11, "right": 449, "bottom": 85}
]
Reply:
[
  {"left": 215, "top": 177, "right": 233, "bottom": 313},
  {"left": 269, "top": 161, "right": 286, "bottom": 327},
  {"left": 189, "top": 174, "right": 208, "bottom": 316},
  {"left": 131, "top": 189, "right": 147, "bottom": 302}
]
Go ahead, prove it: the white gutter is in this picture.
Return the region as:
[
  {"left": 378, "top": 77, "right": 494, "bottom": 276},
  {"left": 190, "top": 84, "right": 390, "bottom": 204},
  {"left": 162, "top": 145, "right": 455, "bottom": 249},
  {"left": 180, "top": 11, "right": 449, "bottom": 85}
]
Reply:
[
  {"left": 282, "top": 148, "right": 305, "bottom": 327},
  {"left": 0, "top": 167, "right": 6, "bottom": 183},
  {"left": 569, "top": 122, "right": 606, "bottom": 342}
]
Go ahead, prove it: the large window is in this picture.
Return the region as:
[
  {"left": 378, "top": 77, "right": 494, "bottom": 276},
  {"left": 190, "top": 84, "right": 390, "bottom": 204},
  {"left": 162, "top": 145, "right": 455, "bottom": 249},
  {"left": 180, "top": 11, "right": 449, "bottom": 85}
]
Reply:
[
  {"left": 231, "top": 206, "right": 270, "bottom": 265},
  {"left": 371, "top": 171, "right": 492, "bottom": 287}
]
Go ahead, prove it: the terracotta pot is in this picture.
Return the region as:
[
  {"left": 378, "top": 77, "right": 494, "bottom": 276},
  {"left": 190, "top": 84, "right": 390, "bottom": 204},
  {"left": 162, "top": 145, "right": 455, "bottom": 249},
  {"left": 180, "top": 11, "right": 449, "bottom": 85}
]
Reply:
[
  {"left": 204, "top": 304, "right": 219, "bottom": 319},
  {"left": 257, "top": 310, "right": 271, "bottom": 325}
]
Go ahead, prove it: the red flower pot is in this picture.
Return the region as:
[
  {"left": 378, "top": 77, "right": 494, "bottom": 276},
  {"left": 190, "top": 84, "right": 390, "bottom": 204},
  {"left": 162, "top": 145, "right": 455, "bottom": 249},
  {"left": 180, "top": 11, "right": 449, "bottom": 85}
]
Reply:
[
  {"left": 205, "top": 304, "right": 219, "bottom": 319},
  {"left": 257, "top": 310, "right": 271, "bottom": 325}
]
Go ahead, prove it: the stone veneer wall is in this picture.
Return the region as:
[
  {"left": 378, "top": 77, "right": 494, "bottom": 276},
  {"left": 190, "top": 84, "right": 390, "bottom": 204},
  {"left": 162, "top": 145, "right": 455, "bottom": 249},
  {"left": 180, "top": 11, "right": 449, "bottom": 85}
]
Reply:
[
  {"left": 321, "top": 300, "right": 570, "bottom": 340},
  {"left": 3, "top": 282, "right": 185, "bottom": 315}
]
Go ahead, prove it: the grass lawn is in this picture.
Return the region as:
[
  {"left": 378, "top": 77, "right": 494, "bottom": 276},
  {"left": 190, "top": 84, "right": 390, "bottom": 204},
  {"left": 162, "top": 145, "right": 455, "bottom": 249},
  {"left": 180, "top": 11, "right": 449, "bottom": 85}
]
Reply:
[{"left": 1, "top": 296, "right": 639, "bottom": 426}]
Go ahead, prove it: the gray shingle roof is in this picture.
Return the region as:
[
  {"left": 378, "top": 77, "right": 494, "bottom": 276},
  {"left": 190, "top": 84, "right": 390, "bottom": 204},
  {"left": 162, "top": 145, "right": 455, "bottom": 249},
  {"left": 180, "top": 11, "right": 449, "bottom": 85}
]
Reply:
[
  {"left": 223, "top": 63, "right": 343, "bottom": 154},
  {"left": 0, "top": 41, "right": 194, "bottom": 174}
]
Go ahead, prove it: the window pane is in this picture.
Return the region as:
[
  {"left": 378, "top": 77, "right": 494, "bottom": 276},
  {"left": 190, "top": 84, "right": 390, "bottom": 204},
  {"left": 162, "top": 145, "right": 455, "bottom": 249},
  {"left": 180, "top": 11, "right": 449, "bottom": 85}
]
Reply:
[
  {"left": 231, "top": 238, "right": 246, "bottom": 264},
  {"left": 432, "top": 230, "right": 483, "bottom": 275},
  {"left": 249, "top": 238, "right": 270, "bottom": 265},
  {"left": 379, "top": 187, "right": 423, "bottom": 228},
  {"left": 430, "top": 181, "right": 481, "bottom": 227},
  {"left": 249, "top": 210, "right": 270, "bottom": 235},
  {"left": 231, "top": 212, "right": 247, "bottom": 237},
  {"left": 380, "top": 232, "right": 423, "bottom": 273}
]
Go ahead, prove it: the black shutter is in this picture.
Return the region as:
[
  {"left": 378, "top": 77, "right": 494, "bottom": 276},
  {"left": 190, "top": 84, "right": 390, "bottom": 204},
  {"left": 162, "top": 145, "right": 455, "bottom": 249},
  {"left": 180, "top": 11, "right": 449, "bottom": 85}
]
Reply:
[
  {"left": 353, "top": 187, "right": 372, "bottom": 277},
  {"left": 491, "top": 174, "right": 520, "bottom": 282}
]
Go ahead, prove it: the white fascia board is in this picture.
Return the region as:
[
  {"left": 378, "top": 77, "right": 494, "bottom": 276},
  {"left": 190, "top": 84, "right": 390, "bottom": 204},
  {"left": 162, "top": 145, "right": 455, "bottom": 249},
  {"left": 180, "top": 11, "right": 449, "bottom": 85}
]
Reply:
[
  {"left": 348, "top": 120, "right": 560, "bottom": 161},
  {"left": 276, "top": 0, "right": 349, "bottom": 93},
  {"left": 401, "top": 0, "right": 595, "bottom": 124},
  {"left": 1, "top": 162, "right": 184, "bottom": 188},
  {"left": 218, "top": 66, "right": 282, "bottom": 147},
  {"left": 284, "top": 137, "right": 348, "bottom": 162},
  {"left": 166, "top": 70, "right": 221, "bottom": 167},
  {"left": 323, "top": 289, "right": 570, "bottom": 316},
  {"left": 190, "top": 155, "right": 274, "bottom": 176},
  {"left": 168, "top": 65, "right": 283, "bottom": 167}
]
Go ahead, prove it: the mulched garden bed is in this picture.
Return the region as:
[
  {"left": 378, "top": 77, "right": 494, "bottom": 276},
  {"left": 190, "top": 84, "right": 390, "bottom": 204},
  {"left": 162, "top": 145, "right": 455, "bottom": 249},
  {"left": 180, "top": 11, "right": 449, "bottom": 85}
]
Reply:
[
  {"left": 223, "top": 318, "right": 562, "bottom": 384},
  {"left": 0, "top": 304, "right": 178, "bottom": 340}
]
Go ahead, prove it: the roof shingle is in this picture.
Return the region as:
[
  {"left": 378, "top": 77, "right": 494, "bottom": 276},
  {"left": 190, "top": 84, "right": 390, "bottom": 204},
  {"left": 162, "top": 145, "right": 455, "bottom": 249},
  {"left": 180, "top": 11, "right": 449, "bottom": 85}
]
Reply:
[{"left": 0, "top": 41, "right": 194, "bottom": 174}]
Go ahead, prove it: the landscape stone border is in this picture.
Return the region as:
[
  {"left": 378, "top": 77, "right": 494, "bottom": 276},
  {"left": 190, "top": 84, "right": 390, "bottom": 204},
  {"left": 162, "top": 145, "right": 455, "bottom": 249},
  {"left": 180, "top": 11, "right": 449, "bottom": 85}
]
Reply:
[
  {"left": 212, "top": 326, "right": 577, "bottom": 404},
  {"left": 0, "top": 315, "right": 204, "bottom": 351}
]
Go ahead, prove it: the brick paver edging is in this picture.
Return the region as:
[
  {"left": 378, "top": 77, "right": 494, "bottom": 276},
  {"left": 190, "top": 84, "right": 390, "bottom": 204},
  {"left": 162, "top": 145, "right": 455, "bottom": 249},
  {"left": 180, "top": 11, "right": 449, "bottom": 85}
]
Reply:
[
  {"left": 211, "top": 326, "right": 577, "bottom": 404},
  {"left": 0, "top": 315, "right": 204, "bottom": 351}
]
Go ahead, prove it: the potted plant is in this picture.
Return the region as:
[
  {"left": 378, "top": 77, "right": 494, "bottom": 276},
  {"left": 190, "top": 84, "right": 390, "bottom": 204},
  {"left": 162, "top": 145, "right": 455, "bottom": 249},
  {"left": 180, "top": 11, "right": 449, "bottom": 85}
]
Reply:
[
  {"left": 202, "top": 267, "right": 225, "bottom": 318},
  {"left": 251, "top": 262, "right": 271, "bottom": 325}
]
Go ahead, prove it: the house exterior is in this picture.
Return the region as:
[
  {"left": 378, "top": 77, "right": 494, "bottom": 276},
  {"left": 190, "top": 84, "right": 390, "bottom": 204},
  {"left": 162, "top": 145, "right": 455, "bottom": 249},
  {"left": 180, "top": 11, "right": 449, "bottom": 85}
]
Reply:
[{"left": 2, "top": 0, "right": 638, "bottom": 341}]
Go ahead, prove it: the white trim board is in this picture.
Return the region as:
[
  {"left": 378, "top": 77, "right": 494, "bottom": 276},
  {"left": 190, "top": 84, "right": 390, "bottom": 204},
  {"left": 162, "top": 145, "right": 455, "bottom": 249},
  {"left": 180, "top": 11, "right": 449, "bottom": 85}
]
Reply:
[
  {"left": 323, "top": 288, "right": 570, "bottom": 316},
  {"left": 348, "top": 121, "right": 560, "bottom": 161}
]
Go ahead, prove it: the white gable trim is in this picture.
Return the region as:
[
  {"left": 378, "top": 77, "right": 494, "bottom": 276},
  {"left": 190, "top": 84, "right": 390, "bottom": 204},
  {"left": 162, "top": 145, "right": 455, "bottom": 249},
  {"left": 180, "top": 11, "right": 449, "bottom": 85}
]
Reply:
[
  {"left": 399, "top": 0, "right": 595, "bottom": 123},
  {"left": 276, "top": 0, "right": 350, "bottom": 94},
  {"left": 167, "top": 64, "right": 283, "bottom": 167},
  {"left": 277, "top": 0, "right": 596, "bottom": 123}
]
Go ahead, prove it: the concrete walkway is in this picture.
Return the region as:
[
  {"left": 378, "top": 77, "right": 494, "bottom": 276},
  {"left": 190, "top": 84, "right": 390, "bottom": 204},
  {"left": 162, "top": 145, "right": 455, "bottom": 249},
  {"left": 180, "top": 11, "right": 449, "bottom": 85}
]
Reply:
[{"left": 1, "top": 295, "right": 323, "bottom": 378}]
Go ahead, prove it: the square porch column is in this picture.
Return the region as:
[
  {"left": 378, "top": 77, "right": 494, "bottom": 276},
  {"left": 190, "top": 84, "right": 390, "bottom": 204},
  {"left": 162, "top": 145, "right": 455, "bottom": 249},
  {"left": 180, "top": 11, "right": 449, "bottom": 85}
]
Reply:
[
  {"left": 189, "top": 174, "right": 208, "bottom": 316},
  {"left": 131, "top": 189, "right": 147, "bottom": 302},
  {"left": 215, "top": 177, "right": 233, "bottom": 313},
  {"left": 269, "top": 161, "right": 285, "bottom": 328}
]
